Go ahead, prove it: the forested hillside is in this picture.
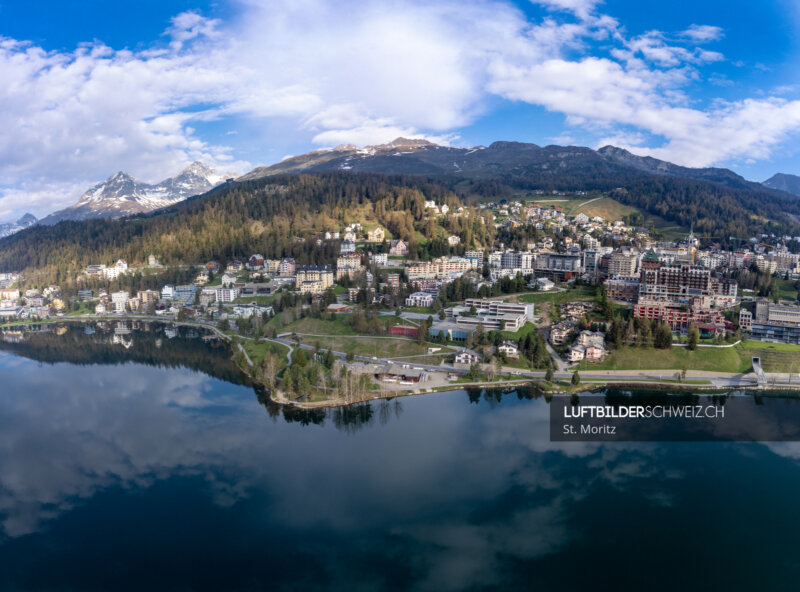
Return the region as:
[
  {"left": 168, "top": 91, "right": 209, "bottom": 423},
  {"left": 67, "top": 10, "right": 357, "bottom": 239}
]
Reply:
[
  {"left": 0, "top": 173, "right": 493, "bottom": 276},
  {"left": 2, "top": 166, "right": 798, "bottom": 286},
  {"left": 242, "top": 140, "right": 800, "bottom": 239}
]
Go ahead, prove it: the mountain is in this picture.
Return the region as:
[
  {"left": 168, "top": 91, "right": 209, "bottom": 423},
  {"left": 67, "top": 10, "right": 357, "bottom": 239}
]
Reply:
[
  {"left": 0, "top": 173, "right": 475, "bottom": 276},
  {"left": 40, "top": 162, "right": 238, "bottom": 225},
  {"left": 240, "top": 138, "right": 780, "bottom": 194},
  {"left": 596, "top": 146, "right": 753, "bottom": 188},
  {"left": 763, "top": 173, "right": 800, "bottom": 198},
  {"left": 4, "top": 140, "right": 800, "bottom": 278},
  {"left": 0, "top": 213, "right": 37, "bottom": 239},
  {"left": 237, "top": 138, "right": 800, "bottom": 232}
]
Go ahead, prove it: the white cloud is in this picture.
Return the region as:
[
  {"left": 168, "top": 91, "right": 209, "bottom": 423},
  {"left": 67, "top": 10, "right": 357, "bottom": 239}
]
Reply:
[
  {"left": 488, "top": 52, "right": 800, "bottom": 166},
  {"left": 680, "top": 24, "right": 724, "bottom": 42},
  {"left": 166, "top": 10, "right": 221, "bottom": 50},
  {"left": 531, "top": 0, "right": 602, "bottom": 20},
  {"left": 0, "top": 0, "right": 799, "bottom": 219}
]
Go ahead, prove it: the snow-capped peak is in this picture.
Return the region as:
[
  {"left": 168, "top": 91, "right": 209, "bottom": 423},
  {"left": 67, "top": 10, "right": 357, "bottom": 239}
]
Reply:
[{"left": 41, "top": 162, "right": 239, "bottom": 225}]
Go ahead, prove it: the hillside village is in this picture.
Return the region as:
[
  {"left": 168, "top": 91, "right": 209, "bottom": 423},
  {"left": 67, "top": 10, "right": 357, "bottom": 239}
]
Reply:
[{"left": 3, "top": 194, "right": 800, "bottom": 401}]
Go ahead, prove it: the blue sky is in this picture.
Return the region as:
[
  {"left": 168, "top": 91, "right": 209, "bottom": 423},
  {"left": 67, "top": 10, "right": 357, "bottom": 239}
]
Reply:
[{"left": 1, "top": 0, "right": 800, "bottom": 219}]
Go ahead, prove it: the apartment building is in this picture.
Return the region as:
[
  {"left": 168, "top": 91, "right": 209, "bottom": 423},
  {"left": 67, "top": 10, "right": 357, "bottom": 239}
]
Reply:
[{"left": 295, "top": 265, "right": 334, "bottom": 294}]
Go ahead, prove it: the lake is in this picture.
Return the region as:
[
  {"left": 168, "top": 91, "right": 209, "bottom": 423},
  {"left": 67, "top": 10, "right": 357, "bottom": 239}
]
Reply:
[{"left": 2, "top": 321, "right": 800, "bottom": 591}]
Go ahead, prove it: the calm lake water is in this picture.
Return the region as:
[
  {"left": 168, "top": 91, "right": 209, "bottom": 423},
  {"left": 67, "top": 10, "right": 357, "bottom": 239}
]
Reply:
[{"left": 2, "top": 322, "right": 800, "bottom": 591}]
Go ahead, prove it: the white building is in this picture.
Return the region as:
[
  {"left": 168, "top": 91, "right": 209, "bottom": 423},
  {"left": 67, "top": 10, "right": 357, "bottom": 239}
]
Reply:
[
  {"left": 103, "top": 259, "right": 129, "bottom": 280},
  {"left": 405, "top": 292, "right": 435, "bottom": 307},
  {"left": 232, "top": 304, "right": 274, "bottom": 319},
  {"left": 498, "top": 341, "right": 520, "bottom": 358},
  {"left": 454, "top": 351, "right": 479, "bottom": 365},
  {"left": 110, "top": 291, "right": 129, "bottom": 314},
  {"left": 216, "top": 287, "right": 240, "bottom": 303},
  {"left": 161, "top": 285, "right": 175, "bottom": 301}
]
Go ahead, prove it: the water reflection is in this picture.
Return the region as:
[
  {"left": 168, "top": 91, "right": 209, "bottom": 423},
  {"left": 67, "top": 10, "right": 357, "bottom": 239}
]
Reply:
[{"left": 3, "top": 324, "right": 800, "bottom": 590}]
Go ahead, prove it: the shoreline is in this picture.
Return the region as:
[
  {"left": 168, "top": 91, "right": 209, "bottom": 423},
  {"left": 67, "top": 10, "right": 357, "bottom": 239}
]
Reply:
[{"left": 6, "top": 315, "right": 800, "bottom": 409}]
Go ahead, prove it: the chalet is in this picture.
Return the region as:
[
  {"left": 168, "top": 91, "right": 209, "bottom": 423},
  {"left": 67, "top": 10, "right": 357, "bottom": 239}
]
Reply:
[
  {"left": 550, "top": 321, "right": 575, "bottom": 346},
  {"left": 367, "top": 227, "right": 385, "bottom": 242},
  {"left": 585, "top": 345, "right": 605, "bottom": 360},
  {"left": 248, "top": 254, "right": 265, "bottom": 269},
  {"left": 497, "top": 340, "right": 520, "bottom": 358},
  {"left": 454, "top": 351, "right": 479, "bottom": 365},
  {"left": 389, "top": 239, "right": 409, "bottom": 256},
  {"left": 576, "top": 330, "right": 605, "bottom": 348},
  {"left": 567, "top": 345, "right": 586, "bottom": 362}
]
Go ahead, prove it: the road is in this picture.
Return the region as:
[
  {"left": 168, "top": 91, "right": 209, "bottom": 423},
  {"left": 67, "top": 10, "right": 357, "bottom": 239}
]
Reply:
[
  {"left": 574, "top": 196, "right": 603, "bottom": 211},
  {"left": 543, "top": 337, "right": 569, "bottom": 372}
]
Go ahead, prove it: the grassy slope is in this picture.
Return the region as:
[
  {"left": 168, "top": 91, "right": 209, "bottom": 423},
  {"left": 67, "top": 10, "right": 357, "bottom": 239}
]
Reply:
[
  {"left": 238, "top": 339, "right": 291, "bottom": 368},
  {"left": 773, "top": 277, "right": 799, "bottom": 302},
  {"left": 580, "top": 346, "right": 751, "bottom": 373},
  {"left": 516, "top": 285, "right": 598, "bottom": 304},
  {"left": 573, "top": 197, "right": 638, "bottom": 220},
  {"left": 300, "top": 335, "right": 433, "bottom": 358},
  {"left": 580, "top": 340, "right": 800, "bottom": 374},
  {"left": 737, "top": 340, "right": 800, "bottom": 373},
  {"left": 268, "top": 316, "right": 356, "bottom": 335}
]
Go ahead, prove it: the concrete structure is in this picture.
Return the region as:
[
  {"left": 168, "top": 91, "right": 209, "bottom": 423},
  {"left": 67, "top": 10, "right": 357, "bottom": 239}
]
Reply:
[
  {"left": 429, "top": 321, "right": 473, "bottom": 341},
  {"left": 747, "top": 299, "right": 800, "bottom": 344},
  {"left": 608, "top": 252, "right": 638, "bottom": 278},
  {"left": 463, "top": 298, "right": 535, "bottom": 321},
  {"left": 455, "top": 311, "right": 527, "bottom": 332}
]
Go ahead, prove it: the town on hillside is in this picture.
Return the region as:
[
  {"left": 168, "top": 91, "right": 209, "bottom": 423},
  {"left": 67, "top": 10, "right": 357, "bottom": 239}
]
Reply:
[{"left": 3, "top": 196, "right": 800, "bottom": 401}]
